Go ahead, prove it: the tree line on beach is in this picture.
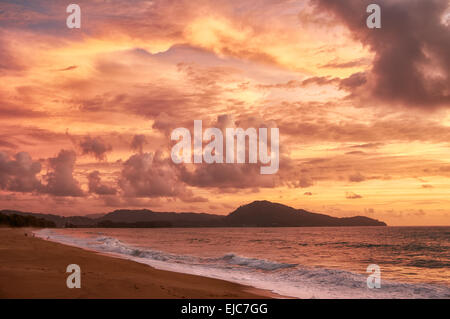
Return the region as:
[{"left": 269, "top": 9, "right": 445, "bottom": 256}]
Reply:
[{"left": 0, "top": 212, "right": 56, "bottom": 228}]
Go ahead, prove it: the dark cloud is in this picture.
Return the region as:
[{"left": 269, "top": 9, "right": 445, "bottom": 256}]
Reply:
[
  {"left": 0, "top": 106, "right": 46, "bottom": 118},
  {"left": 257, "top": 73, "right": 366, "bottom": 91},
  {"left": 313, "top": 0, "right": 450, "bottom": 108},
  {"left": 0, "top": 152, "right": 42, "bottom": 192},
  {"left": 346, "top": 191, "right": 362, "bottom": 199},
  {"left": 44, "top": 150, "right": 83, "bottom": 197},
  {"left": 0, "top": 139, "right": 16, "bottom": 149},
  {"left": 151, "top": 112, "right": 176, "bottom": 135},
  {"left": 57, "top": 65, "right": 77, "bottom": 72},
  {"left": 119, "top": 152, "right": 187, "bottom": 198},
  {"left": 79, "top": 136, "right": 112, "bottom": 161},
  {"left": 350, "top": 143, "right": 384, "bottom": 149},
  {"left": 301, "top": 76, "right": 340, "bottom": 87},
  {"left": 257, "top": 77, "right": 338, "bottom": 90},
  {"left": 179, "top": 163, "right": 276, "bottom": 189},
  {"left": 338, "top": 72, "right": 367, "bottom": 90},
  {"left": 349, "top": 172, "right": 366, "bottom": 182},
  {"left": 292, "top": 176, "right": 314, "bottom": 188},
  {"left": 87, "top": 171, "right": 117, "bottom": 195},
  {"left": 130, "top": 134, "right": 147, "bottom": 154}
]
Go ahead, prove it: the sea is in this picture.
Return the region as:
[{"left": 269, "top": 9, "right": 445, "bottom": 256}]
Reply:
[{"left": 35, "top": 226, "right": 450, "bottom": 298}]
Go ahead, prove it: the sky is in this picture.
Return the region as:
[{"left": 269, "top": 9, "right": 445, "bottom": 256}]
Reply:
[{"left": 0, "top": 0, "right": 449, "bottom": 225}]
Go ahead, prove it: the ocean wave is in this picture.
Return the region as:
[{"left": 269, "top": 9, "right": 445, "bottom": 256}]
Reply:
[
  {"left": 219, "top": 253, "right": 297, "bottom": 271},
  {"left": 34, "top": 229, "right": 450, "bottom": 299},
  {"left": 407, "top": 259, "right": 450, "bottom": 269}
]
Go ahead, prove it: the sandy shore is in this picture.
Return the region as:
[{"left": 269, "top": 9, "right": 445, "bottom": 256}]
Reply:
[{"left": 0, "top": 228, "right": 271, "bottom": 299}]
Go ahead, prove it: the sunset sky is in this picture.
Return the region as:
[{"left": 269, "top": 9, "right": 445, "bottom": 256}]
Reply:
[{"left": 1, "top": 0, "right": 450, "bottom": 225}]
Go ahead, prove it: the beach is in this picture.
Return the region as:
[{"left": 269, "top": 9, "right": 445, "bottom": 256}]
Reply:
[{"left": 0, "top": 228, "right": 269, "bottom": 299}]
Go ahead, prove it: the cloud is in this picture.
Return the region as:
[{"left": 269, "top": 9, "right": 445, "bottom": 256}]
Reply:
[
  {"left": 119, "top": 152, "right": 187, "bottom": 198},
  {"left": 293, "top": 176, "right": 314, "bottom": 188},
  {"left": 0, "top": 31, "right": 26, "bottom": 73},
  {"left": 181, "top": 195, "right": 209, "bottom": 203},
  {"left": 350, "top": 143, "right": 384, "bottom": 149},
  {"left": 349, "top": 172, "right": 366, "bottom": 182},
  {"left": 301, "top": 76, "right": 340, "bottom": 87},
  {"left": 151, "top": 112, "right": 177, "bottom": 135},
  {"left": 87, "top": 171, "right": 117, "bottom": 195},
  {"left": 279, "top": 116, "right": 450, "bottom": 144},
  {"left": 179, "top": 163, "right": 276, "bottom": 189},
  {"left": 57, "top": 65, "right": 77, "bottom": 72},
  {"left": 44, "top": 150, "right": 83, "bottom": 197},
  {"left": 338, "top": 72, "right": 367, "bottom": 90},
  {"left": 346, "top": 191, "right": 362, "bottom": 199},
  {"left": 173, "top": 114, "right": 282, "bottom": 190},
  {"left": 0, "top": 90, "right": 47, "bottom": 119},
  {"left": 257, "top": 72, "right": 367, "bottom": 91},
  {"left": 79, "top": 136, "right": 112, "bottom": 161},
  {"left": 0, "top": 151, "right": 42, "bottom": 192},
  {"left": 312, "top": 0, "right": 450, "bottom": 108},
  {"left": 0, "top": 106, "right": 46, "bottom": 119},
  {"left": 130, "top": 134, "right": 147, "bottom": 154},
  {"left": 0, "top": 139, "right": 16, "bottom": 149}
]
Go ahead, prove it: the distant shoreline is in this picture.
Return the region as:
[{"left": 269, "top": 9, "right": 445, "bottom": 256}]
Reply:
[{"left": 0, "top": 200, "right": 387, "bottom": 228}]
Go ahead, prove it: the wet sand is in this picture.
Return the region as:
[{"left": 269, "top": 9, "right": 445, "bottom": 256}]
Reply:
[{"left": 0, "top": 228, "right": 271, "bottom": 299}]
